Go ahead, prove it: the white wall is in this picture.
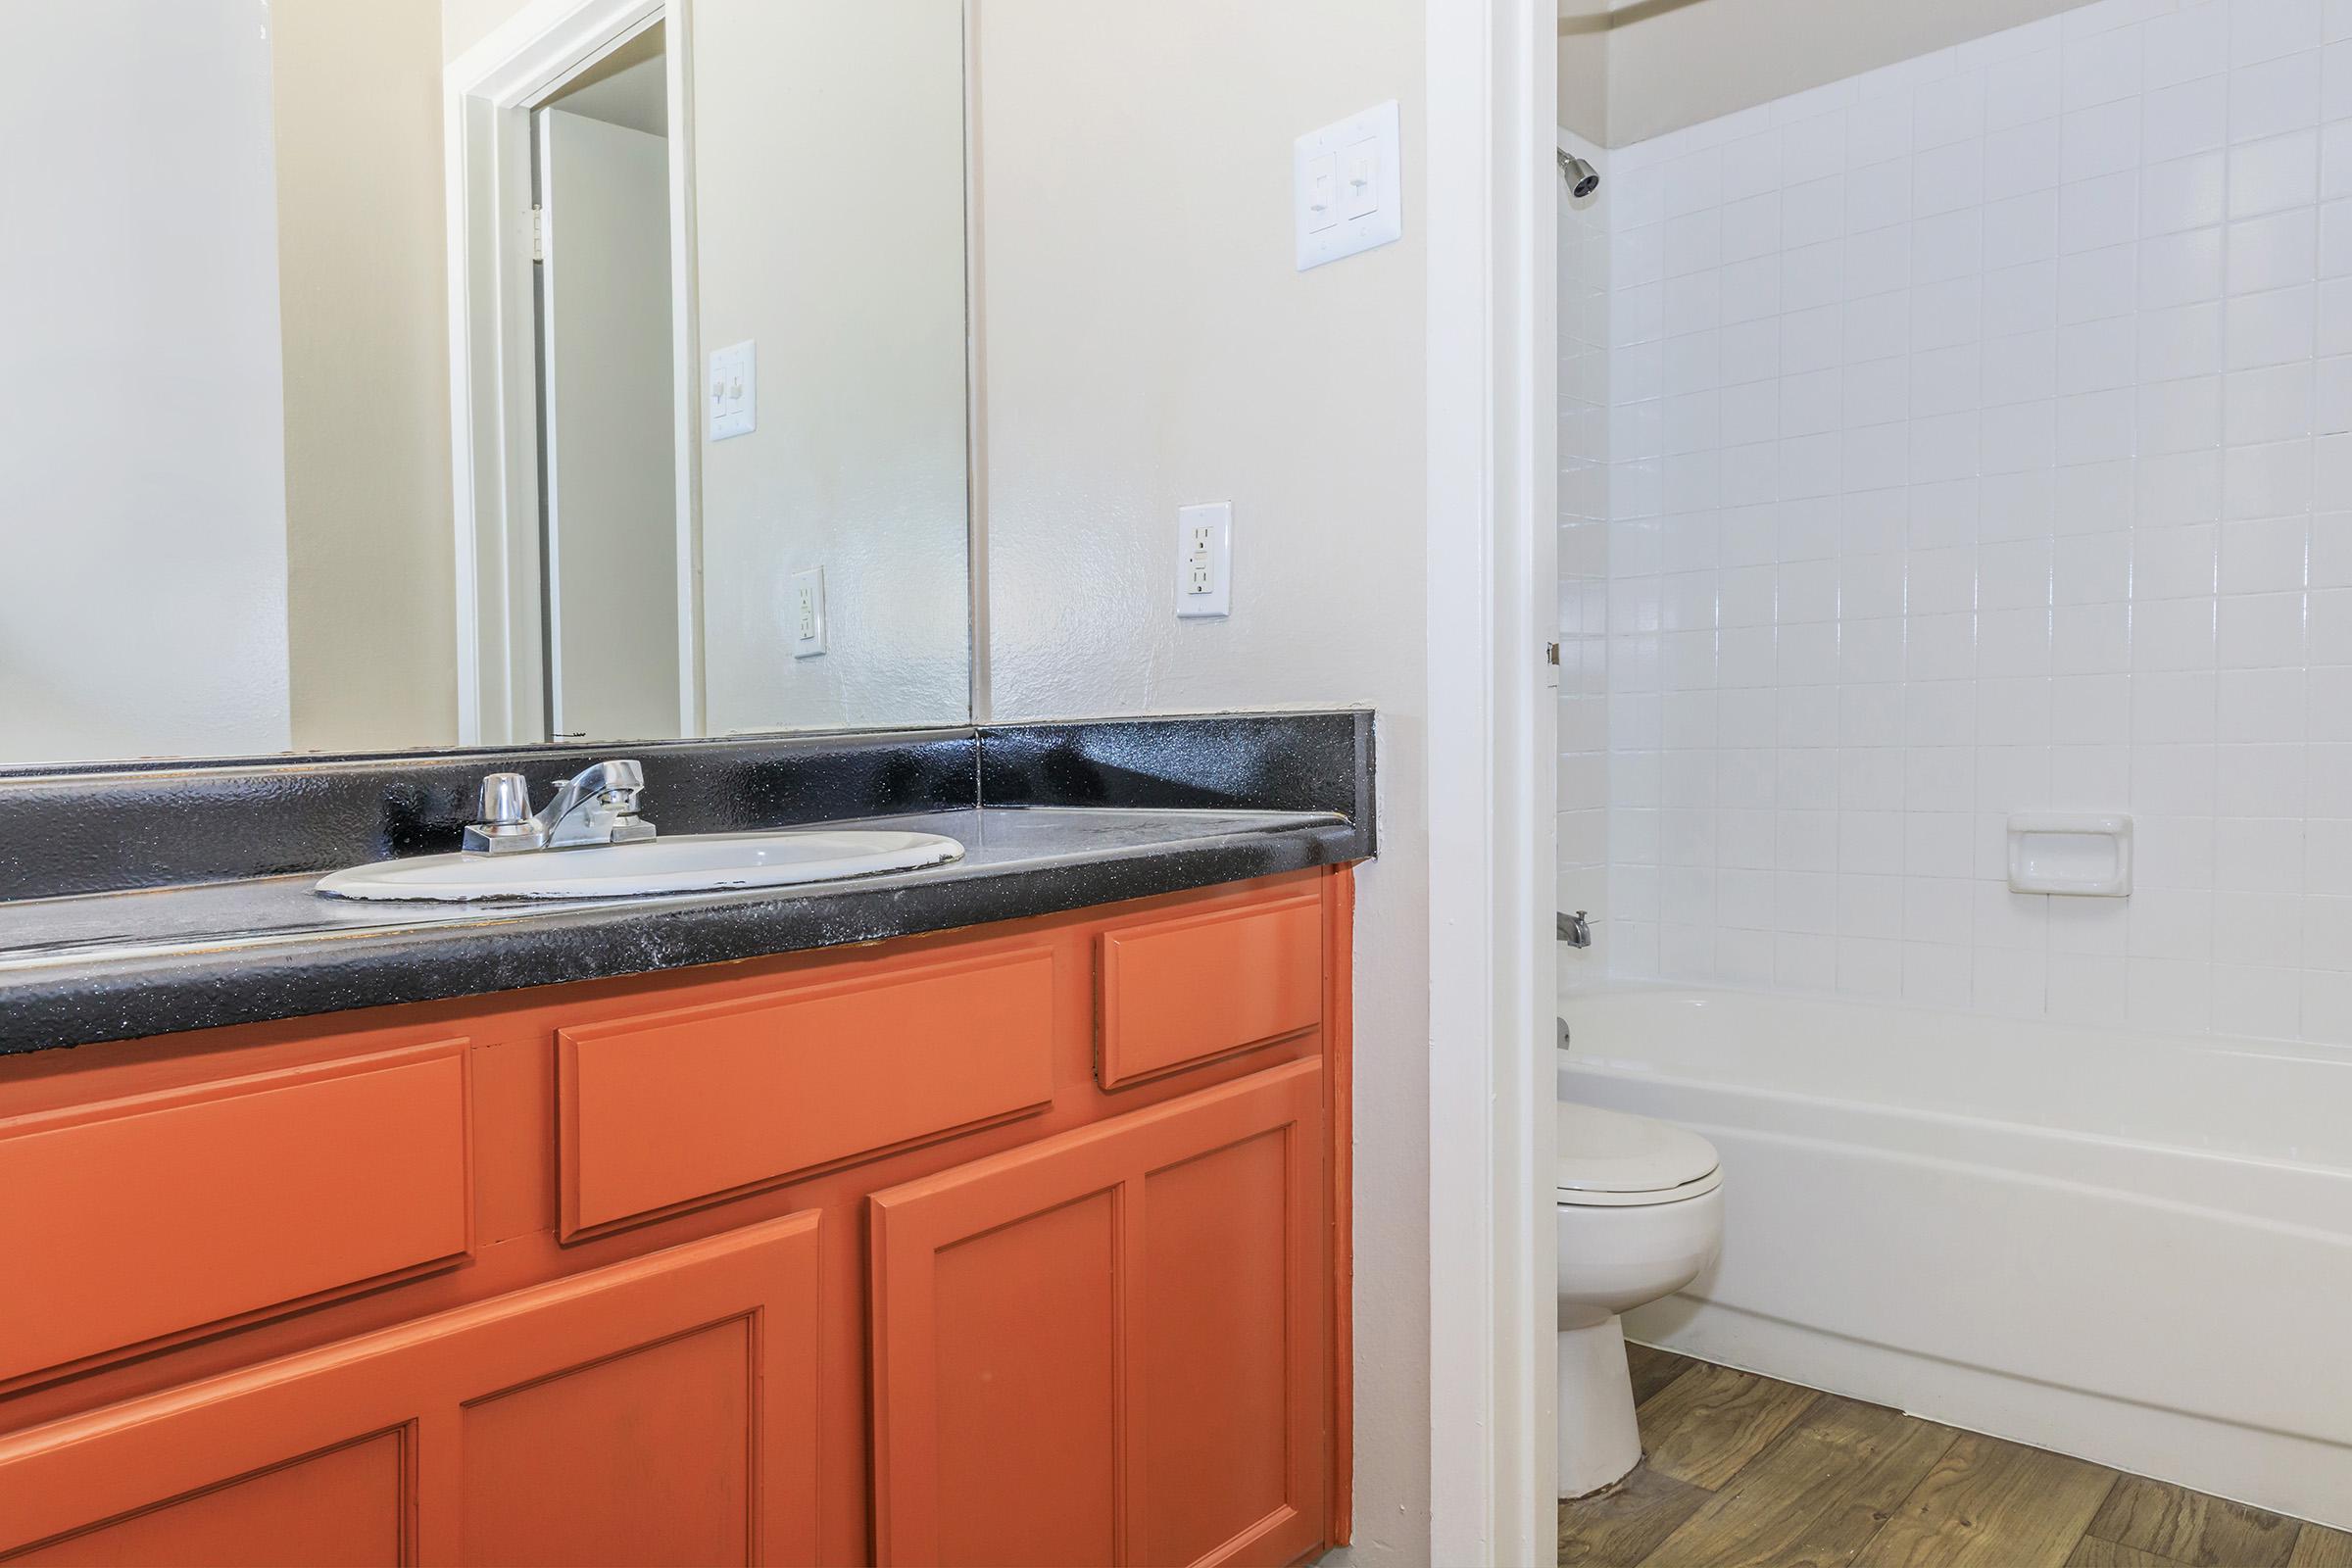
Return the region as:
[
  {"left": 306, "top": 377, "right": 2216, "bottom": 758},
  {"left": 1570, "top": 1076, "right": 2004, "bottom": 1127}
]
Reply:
[
  {"left": 970, "top": 0, "right": 1431, "bottom": 1555},
  {"left": 0, "top": 1, "right": 291, "bottom": 766},
  {"left": 1597, "top": 0, "right": 2103, "bottom": 146},
  {"left": 693, "top": 0, "right": 971, "bottom": 734},
  {"left": 273, "top": 0, "right": 460, "bottom": 754},
  {"left": 1558, "top": 1, "right": 1612, "bottom": 148},
  {"left": 442, "top": 0, "right": 533, "bottom": 65},
  {"left": 546, "top": 42, "right": 667, "bottom": 136},
  {"left": 1557, "top": 0, "right": 2107, "bottom": 148},
  {"left": 1587, "top": 0, "right": 2352, "bottom": 1044}
]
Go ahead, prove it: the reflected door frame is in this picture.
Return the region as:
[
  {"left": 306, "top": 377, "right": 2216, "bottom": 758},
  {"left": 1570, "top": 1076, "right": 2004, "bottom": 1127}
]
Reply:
[{"left": 444, "top": 0, "right": 703, "bottom": 746}]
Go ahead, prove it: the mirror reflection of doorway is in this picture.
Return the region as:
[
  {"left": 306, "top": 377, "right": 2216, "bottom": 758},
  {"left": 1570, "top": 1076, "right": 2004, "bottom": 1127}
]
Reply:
[{"left": 531, "top": 26, "right": 681, "bottom": 745}]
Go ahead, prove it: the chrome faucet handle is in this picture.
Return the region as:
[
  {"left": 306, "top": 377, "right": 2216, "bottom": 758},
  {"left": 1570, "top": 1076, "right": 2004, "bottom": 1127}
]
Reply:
[
  {"left": 476, "top": 772, "right": 532, "bottom": 826},
  {"left": 464, "top": 770, "right": 545, "bottom": 854}
]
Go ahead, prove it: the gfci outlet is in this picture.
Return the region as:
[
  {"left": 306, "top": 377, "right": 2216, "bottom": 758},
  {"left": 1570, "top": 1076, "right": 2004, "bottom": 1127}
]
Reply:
[
  {"left": 791, "top": 566, "right": 827, "bottom": 658},
  {"left": 1176, "top": 503, "right": 1232, "bottom": 619}
]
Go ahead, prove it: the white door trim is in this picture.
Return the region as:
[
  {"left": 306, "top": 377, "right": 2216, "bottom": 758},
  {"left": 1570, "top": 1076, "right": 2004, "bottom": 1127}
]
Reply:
[
  {"left": 443, "top": 0, "right": 700, "bottom": 745},
  {"left": 1424, "top": 0, "right": 1558, "bottom": 1560},
  {"left": 662, "top": 1, "right": 705, "bottom": 737}
]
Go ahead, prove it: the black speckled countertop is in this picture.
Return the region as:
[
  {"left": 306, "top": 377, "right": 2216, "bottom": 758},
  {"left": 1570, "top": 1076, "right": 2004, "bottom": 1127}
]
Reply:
[{"left": 0, "top": 711, "right": 1373, "bottom": 1055}]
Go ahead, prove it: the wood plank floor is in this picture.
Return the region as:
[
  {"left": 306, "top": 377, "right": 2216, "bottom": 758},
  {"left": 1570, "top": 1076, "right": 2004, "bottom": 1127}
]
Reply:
[{"left": 1560, "top": 1346, "right": 2352, "bottom": 1568}]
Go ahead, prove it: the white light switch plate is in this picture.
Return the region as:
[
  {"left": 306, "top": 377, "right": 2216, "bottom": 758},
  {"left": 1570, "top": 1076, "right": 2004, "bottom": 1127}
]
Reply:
[
  {"left": 710, "top": 341, "right": 756, "bottom": 440},
  {"left": 791, "top": 565, "right": 827, "bottom": 657},
  {"left": 1296, "top": 101, "right": 1401, "bottom": 270},
  {"left": 1176, "top": 503, "right": 1231, "bottom": 619}
]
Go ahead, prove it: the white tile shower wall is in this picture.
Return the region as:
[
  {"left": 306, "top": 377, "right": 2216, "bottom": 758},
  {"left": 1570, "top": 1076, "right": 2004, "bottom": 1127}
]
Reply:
[
  {"left": 1595, "top": 0, "right": 2352, "bottom": 1042},
  {"left": 1560, "top": 129, "right": 1612, "bottom": 983}
]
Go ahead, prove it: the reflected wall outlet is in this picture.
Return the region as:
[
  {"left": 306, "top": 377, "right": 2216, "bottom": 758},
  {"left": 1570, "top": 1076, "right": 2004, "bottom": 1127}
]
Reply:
[
  {"left": 1176, "top": 503, "right": 1231, "bottom": 619},
  {"left": 710, "top": 341, "right": 756, "bottom": 439},
  {"left": 792, "top": 565, "right": 827, "bottom": 658}
]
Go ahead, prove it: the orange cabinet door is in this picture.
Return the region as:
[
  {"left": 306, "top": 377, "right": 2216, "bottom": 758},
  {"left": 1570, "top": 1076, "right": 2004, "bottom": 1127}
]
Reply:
[
  {"left": 870, "top": 1059, "right": 1328, "bottom": 1568},
  {"left": 0, "top": 1212, "right": 823, "bottom": 1567}
]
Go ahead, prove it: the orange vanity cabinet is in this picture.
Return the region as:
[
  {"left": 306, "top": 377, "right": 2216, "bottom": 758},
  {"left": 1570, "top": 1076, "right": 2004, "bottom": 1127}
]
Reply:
[{"left": 0, "top": 865, "right": 1354, "bottom": 1568}]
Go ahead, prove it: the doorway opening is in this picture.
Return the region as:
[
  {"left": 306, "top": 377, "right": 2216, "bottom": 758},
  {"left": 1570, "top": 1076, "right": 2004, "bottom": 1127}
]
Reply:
[
  {"left": 531, "top": 24, "right": 680, "bottom": 743},
  {"left": 445, "top": 0, "right": 700, "bottom": 748}
]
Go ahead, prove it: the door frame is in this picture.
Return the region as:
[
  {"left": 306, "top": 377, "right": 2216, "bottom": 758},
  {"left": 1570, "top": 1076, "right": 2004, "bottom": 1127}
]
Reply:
[
  {"left": 1424, "top": 0, "right": 1558, "bottom": 1561},
  {"left": 443, "top": 0, "right": 702, "bottom": 746}
]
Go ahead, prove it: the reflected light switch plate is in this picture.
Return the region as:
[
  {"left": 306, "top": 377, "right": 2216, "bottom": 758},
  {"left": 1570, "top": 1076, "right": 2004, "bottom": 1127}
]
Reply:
[
  {"left": 710, "top": 341, "right": 756, "bottom": 440},
  {"left": 1296, "top": 101, "right": 1402, "bottom": 270}
]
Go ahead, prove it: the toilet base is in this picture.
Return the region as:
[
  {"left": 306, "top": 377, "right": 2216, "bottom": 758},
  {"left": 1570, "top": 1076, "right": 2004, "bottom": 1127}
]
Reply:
[{"left": 1557, "top": 1313, "right": 1642, "bottom": 1498}]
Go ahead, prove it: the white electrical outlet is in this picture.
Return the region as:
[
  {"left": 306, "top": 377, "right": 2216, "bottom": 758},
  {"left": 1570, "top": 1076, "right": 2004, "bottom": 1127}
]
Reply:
[
  {"left": 710, "top": 341, "right": 756, "bottom": 439},
  {"left": 1176, "top": 503, "right": 1232, "bottom": 619},
  {"left": 792, "top": 565, "right": 827, "bottom": 657}
]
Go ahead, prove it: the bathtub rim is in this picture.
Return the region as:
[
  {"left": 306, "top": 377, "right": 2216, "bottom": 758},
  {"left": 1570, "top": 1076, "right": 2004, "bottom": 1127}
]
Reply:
[{"left": 1555, "top": 978, "right": 2352, "bottom": 1182}]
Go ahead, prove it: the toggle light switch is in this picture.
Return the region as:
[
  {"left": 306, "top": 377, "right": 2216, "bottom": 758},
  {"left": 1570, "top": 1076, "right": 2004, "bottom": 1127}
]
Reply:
[
  {"left": 1306, "top": 154, "right": 1340, "bottom": 231},
  {"left": 1343, "top": 138, "right": 1380, "bottom": 219}
]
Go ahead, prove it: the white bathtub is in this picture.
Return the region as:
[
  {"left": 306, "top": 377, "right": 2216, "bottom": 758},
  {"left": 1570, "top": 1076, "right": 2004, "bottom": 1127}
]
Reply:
[{"left": 1558, "top": 984, "right": 2352, "bottom": 1529}]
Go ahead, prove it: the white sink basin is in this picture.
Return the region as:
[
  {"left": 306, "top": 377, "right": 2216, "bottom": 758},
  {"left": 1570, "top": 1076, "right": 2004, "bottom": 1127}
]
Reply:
[{"left": 315, "top": 829, "right": 964, "bottom": 903}]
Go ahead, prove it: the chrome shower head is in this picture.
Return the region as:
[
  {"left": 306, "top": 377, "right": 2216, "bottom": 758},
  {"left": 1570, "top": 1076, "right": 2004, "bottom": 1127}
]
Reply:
[{"left": 1556, "top": 149, "right": 1600, "bottom": 199}]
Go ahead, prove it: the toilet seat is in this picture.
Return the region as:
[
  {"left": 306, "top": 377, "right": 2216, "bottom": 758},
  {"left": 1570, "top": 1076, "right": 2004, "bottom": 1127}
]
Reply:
[{"left": 1556, "top": 1102, "right": 1721, "bottom": 1208}]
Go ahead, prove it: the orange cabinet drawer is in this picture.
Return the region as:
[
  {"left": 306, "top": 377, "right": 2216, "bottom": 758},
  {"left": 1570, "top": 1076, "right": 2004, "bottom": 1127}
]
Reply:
[
  {"left": 0, "top": 1041, "right": 472, "bottom": 1388},
  {"left": 1097, "top": 892, "right": 1322, "bottom": 1089},
  {"left": 558, "top": 949, "right": 1057, "bottom": 1239}
]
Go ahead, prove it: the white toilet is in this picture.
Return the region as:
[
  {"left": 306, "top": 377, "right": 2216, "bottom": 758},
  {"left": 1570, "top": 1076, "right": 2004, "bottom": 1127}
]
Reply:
[{"left": 1554, "top": 1100, "right": 1724, "bottom": 1497}]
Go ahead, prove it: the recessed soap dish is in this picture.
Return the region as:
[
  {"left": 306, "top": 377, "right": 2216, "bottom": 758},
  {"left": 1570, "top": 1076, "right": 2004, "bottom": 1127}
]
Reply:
[{"left": 2007, "top": 812, "right": 2132, "bottom": 897}]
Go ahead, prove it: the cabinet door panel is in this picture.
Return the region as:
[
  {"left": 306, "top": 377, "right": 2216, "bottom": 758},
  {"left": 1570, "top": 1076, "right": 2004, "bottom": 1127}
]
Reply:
[
  {"left": 930, "top": 1192, "right": 1122, "bottom": 1567},
  {"left": 0, "top": 1214, "right": 821, "bottom": 1567},
  {"left": 1140, "top": 1128, "right": 1295, "bottom": 1567},
  {"left": 871, "top": 1059, "right": 1327, "bottom": 1568},
  {"left": 459, "top": 1316, "right": 754, "bottom": 1567},
  {"left": 6, "top": 1431, "right": 406, "bottom": 1568},
  {"left": 1096, "top": 895, "right": 1321, "bottom": 1089},
  {"left": 0, "top": 1041, "right": 471, "bottom": 1388},
  {"left": 561, "top": 949, "right": 1056, "bottom": 1238}
]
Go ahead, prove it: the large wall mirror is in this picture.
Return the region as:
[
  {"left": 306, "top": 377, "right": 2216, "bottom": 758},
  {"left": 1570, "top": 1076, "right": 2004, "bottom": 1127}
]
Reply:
[{"left": 0, "top": 0, "right": 971, "bottom": 770}]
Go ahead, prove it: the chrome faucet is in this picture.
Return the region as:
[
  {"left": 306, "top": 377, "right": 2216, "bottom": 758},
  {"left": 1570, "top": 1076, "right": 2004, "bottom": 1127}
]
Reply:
[
  {"left": 1557, "top": 909, "right": 1592, "bottom": 948},
  {"left": 464, "top": 760, "right": 657, "bottom": 855}
]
